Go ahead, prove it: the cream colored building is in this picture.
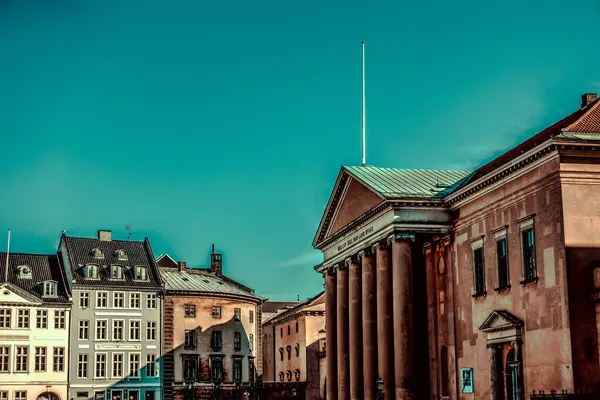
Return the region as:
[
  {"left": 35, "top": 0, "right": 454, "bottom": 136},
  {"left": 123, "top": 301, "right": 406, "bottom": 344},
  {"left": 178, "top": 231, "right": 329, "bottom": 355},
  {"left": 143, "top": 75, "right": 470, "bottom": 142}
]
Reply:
[{"left": 0, "top": 252, "right": 71, "bottom": 400}]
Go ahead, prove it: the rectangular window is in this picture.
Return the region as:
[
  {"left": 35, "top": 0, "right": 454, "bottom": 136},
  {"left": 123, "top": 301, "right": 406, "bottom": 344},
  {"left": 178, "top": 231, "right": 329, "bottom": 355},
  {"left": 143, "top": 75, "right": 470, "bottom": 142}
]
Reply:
[
  {"left": 496, "top": 237, "right": 510, "bottom": 288},
  {"left": 146, "top": 321, "right": 156, "bottom": 341},
  {"left": 184, "top": 304, "right": 196, "bottom": 317},
  {"left": 95, "top": 353, "right": 107, "bottom": 378},
  {"left": 15, "top": 346, "right": 28, "bottom": 372},
  {"left": 473, "top": 246, "right": 486, "bottom": 296},
  {"left": 96, "top": 319, "right": 108, "bottom": 340},
  {"left": 78, "top": 354, "right": 88, "bottom": 378},
  {"left": 15, "top": 392, "right": 26, "bottom": 400},
  {"left": 234, "top": 332, "right": 241, "bottom": 351},
  {"left": 184, "top": 330, "right": 196, "bottom": 349},
  {"left": 280, "top": 327, "right": 283, "bottom": 337},
  {"left": 112, "top": 353, "right": 123, "bottom": 378},
  {"left": 249, "top": 310, "right": 254, "bottom": 323},
  {"left": 0, "top": 391, "right": 6, "bottom": 400},
  {"left": 76, "top": 393, "right": 88, "bottom": 399},
  {"left": 53, "top": 347, "right": 65, "bottom": 372},
  {"left": 113, "top": 320, "right": 124, "bottom": 341},
  {"left": 183, "top": 358, "right": 196, "bottom": 381},
  {"left": 296, "top": 322, "right": 298, "bottom": 333},
  {"left": 212, "top": 306, "right": 221, "bottom": 319},
  {"left": 79, "top": 320, "right": 89, "bottom": 340},
  {"left": 287, "top": 325, "right": 290, "bottom": 335},
  {"left": 36, "top": 310, "right": 48, "bottom": 329},
  {"left": 249, "top": 361, "right": 255, "bottom": 383},
  {"left": 35, "top": 347, "right": 46, "bottom": 372},
  {"left": 135, "top": 266, "right": 148, "bottom": 281},
  {"left": 233, "top": 358, "right": 242, "bottom": 381},
  {"left": 211, "top": 357, "right": 223, "bottom": 381},
  {"left": 146, "top": 354, "right": 157, "bottom": 377},
  {"left": 129, "top": 320, "right": 141, "bottom": 341},
  {"left": 17, "top": 309, "right": 29, "bottom": 329},
  {"left": 234, "top": 308, "right": 241, "bottom": 320},
  {"left": 249, "top": 333, "right": 254, "bottom": 352},
  {"left": 130, "top": 293, "right": 141, "bottom": 309},
  {"left": 96, "top": 292, "right": 108, "bottom": 308},
  {"left": 211, "top": 331, "right": 222, "bottom": 351},
  {"left": 54, "top": 310, "right": 66, "bottom": 329},
  {"left": 111, "top": 265, "right": 123, "bottom": 280},
  {"left": 522, "top": 226, "right": 537, "bottom": 281},
  {"left": 147, "top": 293, "right": 157, "bottom": 309},
  {"left": 79, "top": 292, "right": 90, "bottom": 308},
  {"left": 113, "top": 292, "right": 125, "bottom": 308},
  {"left": 0, "top": 309, "right": 10, "bottom": 328},
  {"left": 0, "top": 346, "right": 9, "bottom": 372},
  {"left": 129, "top": 353, "right": 140, "bottom": 378}
]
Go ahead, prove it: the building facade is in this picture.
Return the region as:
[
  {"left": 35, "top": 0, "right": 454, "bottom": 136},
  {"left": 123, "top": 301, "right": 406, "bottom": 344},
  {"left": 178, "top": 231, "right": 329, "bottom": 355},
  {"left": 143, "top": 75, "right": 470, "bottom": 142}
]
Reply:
[
  {"left": 261, "top": 293, "right": 326, "bottom": 400},
  {"left": 158, "top": 247, "right": 263, "bottom": 400},
  {"left": 313, "top": 93, "right": 600, "bottom": 399},
  {"left": 59, "top": 230, "right": 163, "bottom": 400},
  {"left": 0, "top": 252, "right": 71, "bottom": 400}
]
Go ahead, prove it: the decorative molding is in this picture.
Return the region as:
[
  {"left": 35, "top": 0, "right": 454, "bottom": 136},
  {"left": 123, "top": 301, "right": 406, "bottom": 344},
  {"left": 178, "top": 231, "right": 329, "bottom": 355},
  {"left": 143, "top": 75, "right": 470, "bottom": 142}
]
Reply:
[
  {"left": 357, "top": 248, "right": 372, "bottom": 260},
  {"left": 422, "top": 242, "right": 432, "bottom": 255},
  {"left": 387, "top": 233, "right": 416, "bottom": 244}
]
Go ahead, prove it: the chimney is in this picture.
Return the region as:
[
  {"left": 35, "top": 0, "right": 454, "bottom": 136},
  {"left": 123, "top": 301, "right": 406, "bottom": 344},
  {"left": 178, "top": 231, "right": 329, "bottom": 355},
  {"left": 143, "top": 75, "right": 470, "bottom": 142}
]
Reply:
[
  {"left": 210, "top": 244, "right": 222, "bottom": 276},
  {"left": 581, "top": 93, "right": 597, "bottom": 108},
  {"left": 178, "top": 261, "right": 186, "bottom": 272},
  {"left": 98, "top": 230, "right": 112, "bottom": 241}
]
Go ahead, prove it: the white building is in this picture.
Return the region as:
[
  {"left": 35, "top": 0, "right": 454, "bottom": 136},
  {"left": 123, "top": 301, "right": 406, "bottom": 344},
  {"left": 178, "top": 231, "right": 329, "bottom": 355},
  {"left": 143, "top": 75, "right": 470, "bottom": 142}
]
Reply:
[{"left": 0, "top": 252, "right": 72, "bottom": 400}]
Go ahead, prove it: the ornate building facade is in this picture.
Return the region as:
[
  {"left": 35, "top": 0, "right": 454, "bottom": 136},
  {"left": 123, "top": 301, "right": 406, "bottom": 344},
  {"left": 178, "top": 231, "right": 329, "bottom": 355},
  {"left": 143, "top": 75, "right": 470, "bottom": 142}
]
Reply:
[{"left": 313, "top": 93, "right": 600, "bottom": 399}]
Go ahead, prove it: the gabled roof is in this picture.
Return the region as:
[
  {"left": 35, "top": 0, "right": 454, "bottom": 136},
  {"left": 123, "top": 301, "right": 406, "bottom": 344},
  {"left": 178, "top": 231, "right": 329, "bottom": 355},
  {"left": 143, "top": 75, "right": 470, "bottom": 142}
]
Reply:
[
  {"left": 0, "top": 252, "right": 70, "bottom": 304},
  {"left": 262, "top": 301, "right": 302, "bottom": 315},
  {"left": 155, "top": 253, "right": 178, "bottom": 268},
  {"left": 264, "top": 291, "right": 325, "bottom": 325},
  {"left": 479, "top": 309, "right": 523, "bottom": 332}
]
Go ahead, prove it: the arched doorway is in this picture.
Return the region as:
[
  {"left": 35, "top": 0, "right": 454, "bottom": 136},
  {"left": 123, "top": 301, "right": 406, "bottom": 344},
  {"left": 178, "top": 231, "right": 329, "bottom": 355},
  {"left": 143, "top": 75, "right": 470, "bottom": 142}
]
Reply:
[{"left": 37, "top": 393, "right": 60, "bottom": 400}]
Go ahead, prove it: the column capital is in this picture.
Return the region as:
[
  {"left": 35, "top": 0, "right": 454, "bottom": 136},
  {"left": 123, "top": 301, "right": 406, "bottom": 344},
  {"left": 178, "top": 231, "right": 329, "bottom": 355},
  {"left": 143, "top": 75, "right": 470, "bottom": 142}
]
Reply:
[
  {"left": 387, "top": 233, "right": 416, "bottom": 245},
  {"left": 357, "top": 248, "right": 372, "bottom": 260},
  {"left": 422, "top": 242, "right": 432, "bottom": 255},
  {"left": 344, "top": 256, "right": 359, "bottom": 268},
  {"left": 371, "top": 241, "right": 389, "bottom": 253}
]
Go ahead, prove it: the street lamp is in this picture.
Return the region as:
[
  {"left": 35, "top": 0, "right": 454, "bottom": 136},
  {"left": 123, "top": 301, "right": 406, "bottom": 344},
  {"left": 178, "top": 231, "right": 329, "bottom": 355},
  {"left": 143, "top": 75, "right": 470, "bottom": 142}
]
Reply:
[
  {"left": 376, "top": 377, "right": 384, "bottom": 399},
  {"left": 291, "top": 388, "right": 297, "bottom": 397}
]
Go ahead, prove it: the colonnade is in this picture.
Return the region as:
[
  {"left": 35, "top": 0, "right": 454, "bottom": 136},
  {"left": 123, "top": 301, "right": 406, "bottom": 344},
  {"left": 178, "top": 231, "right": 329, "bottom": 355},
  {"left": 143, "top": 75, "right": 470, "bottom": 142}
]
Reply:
[{"left": 324, "top": 233, "right": 416, "bottom": 400}]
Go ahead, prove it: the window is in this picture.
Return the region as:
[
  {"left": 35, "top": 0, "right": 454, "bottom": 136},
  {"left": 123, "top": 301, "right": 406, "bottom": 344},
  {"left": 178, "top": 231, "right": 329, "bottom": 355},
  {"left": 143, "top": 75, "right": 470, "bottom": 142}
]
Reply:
[
  {"left": 472, "top": 245, "right": 486, "bottom": 296},
  {"left": 112, "top": 353, "right": 123, "bottom": 378},
  {"left": 54, "top": 310, "right": 66, "bottom": 329},
  {"left": 96, "top": 292, "right": 108, "bottom": 308},
  {"left": 0, "top": 391, "right": 6, "bottom": 400},
  {"left": 249, "top": 310, "right": 254, "bottom": 323},
  {"left": 113, "top": 320, "right": 124, "bottom": 341},
  {"left": 496, "top": 237, "right": 510, "bottom": 288},
  {"left": 296, "top": 322, "right": 298, "bottom": 333},
  {"left": 111, "top": 265, "right": 123, "bottom": 279},
  {"left": 43, "top": 281, "right": 57, "bottom": 297},
  {"left": 146, "top": 321, "right": 157, "bottom": 341},
  {"left": 185, "top": 330, "right": 196, "bottom": 349},
  {"left": 96, "top": 320, "right": 107, "bottom": 340},
  {"left": 287, "top": 325, "right": 290, "bottom": 335},
  {"left": 0, "top": 346, "right": 9, "bottom": 372},
  {"left": 233, "top": 358, "right": 242, "bottom": 381},
  {"left": 79, "top": 320, "right": 89, "bottom": 340},
  {"left": 280, "top": 327, "right": 283, "bottom": 338},
  {"left": 77, "top": 354, "right": 88, "bottom": 378},
  {"left": 286, "top": 370, "right": 292, "bottom": 382},
  {"left": 17, "top": 309, "right": 29, "bottom": 329},
  {"left": 95, "top": 353, "right": 107, "bottom": 378},
  {"left": 295, "top": 343, "right": 300, "bottom": 357},
  {"left": 15, "top": 392, "right": 26, "bottom": 400},
  {"left": 79, "top": 292, "right": 90, "bottom": 308},
  {"left": 0, "top": 309, "right": 10, "bottom": 328},
  {"left": 114, "top": 292, "right": 125, "bottom": 308},
  {"left": 147, "top": 293, "right": 157, "bottom": 309},
  {"left": 234, "top": 308, "right": 241, "bottom": 320},
  {"left": 84, "top": 264, "right": 99, "bottom": 279},
  {"left": 234, "top": 332, "right": 241, "bottom": 351},
  {"left": 129, "top": 320, "right": 141, "bottom": 341},
  {"left": 129, "top": 353, "right": 140, "bottom": 378},
  {"left": 36, "top": 310, "right": 48, "bottom": 329},
  {"left": 17, "top": 265, "right": 32, "bottom": 279},
  {"left": 35, "top": 347, "right": 47, "bottom": 372},
  {"left": 249, "top": 334, "right": 254, "bottom": 352},
  {"left": 183, "top": 358, "right": 196, "bottom": 381},
  {"left": 279, "top": 371, "right": 284, "bottom": 381},
  {"left": 211, "top": 357, "right": 223, "bottom": 381},
  {"left": 212, "top": 306, "right": 221, "bottom": 319},
  {"left": 15, "top": 346, "right": 28, "bottom": 372},
  {"left": 53, "top": 347, "right": 65, "bottom": 372},
  {"left": 135, "top": 266, "right": 148, "bottom": 281},
  {"left": 76, "top": 392, "right": 88, "bottom": 399},
  {"left": 211, "top": 330, "right": 222, "bottom": 351},
  {"left": 115, "top": 249, "right": 128, "bottom": 261},
  {"left": 294, "top": 369, "right": 300, "bottom": 381},
  {"left": 287, "top": 345, "right": 291, "bottom": 360},
  {"left": 130, "top": 293, "right": 141, "bottom": 309},
  {"left": 522, "top": 226, "right": 537, "bottom": 281},
  {"left": 146, "top": 354, "right": 157, "bottom": 377},
  {"left": 279, "top": 347, "right": 284, "bottom": 361},
  {"left": 92, "top": 248, "right": 104, "bottom": 259},
  {"left": 441, "top": 345, "right": 449, "bottom": 397},
  {"left": 184, "top": 304, "right": 196, "bottom": 317},
  {"left": 249, "top": 360, "right": 255, "bottom": 383}
]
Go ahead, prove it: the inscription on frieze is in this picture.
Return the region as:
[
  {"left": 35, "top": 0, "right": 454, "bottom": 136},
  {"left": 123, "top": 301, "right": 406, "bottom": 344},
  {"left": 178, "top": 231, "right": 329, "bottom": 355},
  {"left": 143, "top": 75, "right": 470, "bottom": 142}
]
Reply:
[{"left": 337, "top": 225, "right": 374, "bottom": 252}]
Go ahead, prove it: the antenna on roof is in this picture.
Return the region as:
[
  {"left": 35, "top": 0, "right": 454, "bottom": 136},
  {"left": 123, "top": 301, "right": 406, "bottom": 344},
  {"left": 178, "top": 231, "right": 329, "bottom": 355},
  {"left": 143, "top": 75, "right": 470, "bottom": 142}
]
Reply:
[
  {"left": 361, "top": 41, "right": 367, "bottom": 167},
  {"left": 126, "top": 224, "right": 132, "bottom": 240},
  {"left": 297, "top": 294, "right": 300, "bottom": 301},
  {"left": 5, "top": 229, "right": 10, "bottom": 282}
]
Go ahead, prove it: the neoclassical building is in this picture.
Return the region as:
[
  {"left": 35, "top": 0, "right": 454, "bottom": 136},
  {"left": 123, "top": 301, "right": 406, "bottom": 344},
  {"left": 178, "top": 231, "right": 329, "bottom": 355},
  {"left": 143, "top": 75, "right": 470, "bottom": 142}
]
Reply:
[{"left": 313, "top": 93, "right": 600, "bottom": 399}]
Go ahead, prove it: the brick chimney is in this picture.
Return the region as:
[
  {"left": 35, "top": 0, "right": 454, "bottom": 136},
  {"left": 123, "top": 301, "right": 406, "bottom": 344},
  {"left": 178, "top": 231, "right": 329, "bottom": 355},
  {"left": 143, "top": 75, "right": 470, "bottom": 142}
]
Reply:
[
  {"left": 98, "top": 230, "right": 112, "bottom": 241},
  {"left": 581, "top": 93, "right": 597, "bottom": 108},
  {"left": 178, "top": 261, "right": 186, "bottom": 272},
  {"left": 210, "top": 244, "right": 222, "bottom": 276}
]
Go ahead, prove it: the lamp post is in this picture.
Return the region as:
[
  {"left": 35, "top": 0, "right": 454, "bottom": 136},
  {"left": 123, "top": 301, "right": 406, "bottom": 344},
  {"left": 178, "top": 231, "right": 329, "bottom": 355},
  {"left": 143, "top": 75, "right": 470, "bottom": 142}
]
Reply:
[
  {"left": 291, "top": 388, "right": 297, "bottom": 397},
  {"left": 376, "top": 377, "right": 384, "bottom": 400}
]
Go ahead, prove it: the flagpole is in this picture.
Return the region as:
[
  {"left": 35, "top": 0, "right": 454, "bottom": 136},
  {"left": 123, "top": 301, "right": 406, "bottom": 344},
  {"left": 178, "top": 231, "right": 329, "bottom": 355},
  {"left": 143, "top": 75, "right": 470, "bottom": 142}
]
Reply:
[{"left": 362, "top": 41, "right": 366, "bottom": 167}]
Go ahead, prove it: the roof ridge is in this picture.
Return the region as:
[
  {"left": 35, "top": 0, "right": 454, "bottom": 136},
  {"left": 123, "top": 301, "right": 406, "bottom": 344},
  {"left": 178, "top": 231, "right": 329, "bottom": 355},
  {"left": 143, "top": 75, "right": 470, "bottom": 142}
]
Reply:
[
  {"left": 344, "top": 165, "right": 471, "bottom": 173},
  {"left": 563, "top": 98, "right": 600, "bottom": 133}
]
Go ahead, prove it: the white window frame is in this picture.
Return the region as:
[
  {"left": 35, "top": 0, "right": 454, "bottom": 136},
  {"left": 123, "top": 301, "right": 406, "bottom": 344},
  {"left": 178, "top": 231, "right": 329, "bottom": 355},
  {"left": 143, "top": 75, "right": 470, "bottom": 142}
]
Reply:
[
  {"left": 146, "top": 321, "right": 157, "bottom": 341},
  {"left": 94, "top": 352, "right": 107, "bottom": 379},
  {"left": 78, "top": 320, "right": 89, "bottom": 340},
  {"left": 112, "top": 352, "right": 124, "bottom": 379},
  {"left": 53, "top": 346, "right": 65, "bottom": 372},
  {"left": 112, "top": 319, "right": 125, "bottom": 341},
  {"left": 0, "top": 346, "right": 10, "bottom": 372},
  {"left": 134, "top": 266, "right": 148, "bottom": 281},
  {"left": 43, "top": 281, "right": 57, "bottom": 297},
  {"left": 36, "top": 309, "right": 48, "bottom": 329},
  {"left": 17, "top": 309, "right": 30, "bottom": 329},
  {"left": 129, "top": 293, "right": 141, "bottom": 309},
  {"left": 129, "top": 319, "right": 141, "bottom": 341},
  {"left": 84, "top": 264, "right": 99, "bottom": 279},
  {"left": 0, "top": 309, "right": 10, "bottom": 329},
  {"left": 95, "top": 319, "right": 108, "bottom": 341},
  {"left": 79, "top": 292, "right": 90, "bottom": 308},
  {"left": 14, "top": 345, "right": 28, "bottom": 372},
  {"left": 110, "top": 265, "right": 124, "bottom": 280},
  {"left": 146, "top": 354, "right": 157, "bottom": 378},
  {"left": 96, "top": 291, "right": 108, "bottom": 309},
  {"left": 54, "top": 310, "right": 66, "bottom": 329},
  {"left": 34, "top": 346, "right": 47, "bottom": 372},
  {"left": 77, "top": 353, "right": 88, "bottom": 378},
  {"left": 113, "top": 292, "right": 125, "bottom": 308},
  {"left": 146, "top": 293, "right": 157, "bottom": 309},
  {"left": 129, "top": 353, "right": 141, "bottom": 378}
]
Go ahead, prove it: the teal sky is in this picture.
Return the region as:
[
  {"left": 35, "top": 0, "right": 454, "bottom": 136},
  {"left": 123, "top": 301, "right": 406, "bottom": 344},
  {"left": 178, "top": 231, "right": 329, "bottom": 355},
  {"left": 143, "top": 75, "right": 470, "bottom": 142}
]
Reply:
[{"left": 1, "top": 0, "right": 600, "bottom": 300}]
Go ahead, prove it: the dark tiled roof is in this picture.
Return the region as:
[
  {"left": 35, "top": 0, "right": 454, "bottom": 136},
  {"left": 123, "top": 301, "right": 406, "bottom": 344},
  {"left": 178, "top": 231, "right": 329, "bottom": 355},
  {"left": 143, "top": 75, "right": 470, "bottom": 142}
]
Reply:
[
  {"left": 563, "top": 99, "right": 600, "bottom": 133},
  {"left": 262, "top": 301, "right": 302, "bottom": 314},
  {"left": 63, "top": 235, "right": 162, "bottom": 290},
  {"left": 0, "top": 252, "right": 70, "bottom": 304}
]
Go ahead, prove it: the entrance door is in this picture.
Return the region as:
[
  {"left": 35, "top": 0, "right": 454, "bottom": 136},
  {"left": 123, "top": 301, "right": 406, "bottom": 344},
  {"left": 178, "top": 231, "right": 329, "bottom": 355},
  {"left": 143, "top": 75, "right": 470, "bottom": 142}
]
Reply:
[
  {"left": 504, "top": 348, "right": 522, "bottom": 400},
  {"left": 145, "top": 391, "right": 155, "bottom": 400},
  {"left": 36, "top": 393, "right": 60, "bottom": 400}
]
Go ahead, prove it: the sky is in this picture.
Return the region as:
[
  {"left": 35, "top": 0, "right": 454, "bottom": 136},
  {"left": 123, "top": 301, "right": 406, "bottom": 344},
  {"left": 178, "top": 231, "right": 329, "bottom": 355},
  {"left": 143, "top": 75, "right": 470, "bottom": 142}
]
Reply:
[{"left": 1, "top": 0, "right": 600, "bottom": 300}]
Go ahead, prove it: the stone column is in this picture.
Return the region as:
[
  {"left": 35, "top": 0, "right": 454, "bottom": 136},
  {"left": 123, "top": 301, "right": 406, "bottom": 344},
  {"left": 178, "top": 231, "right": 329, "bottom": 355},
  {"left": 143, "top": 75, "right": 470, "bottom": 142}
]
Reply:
[
  {"left": 325, "top": 270, "right": 338, "bottom": 400},
  {"left": 360, "top": 249, "right": 378, "bottom": 400},
  {"left": 337, "top": 265, "right": 350, "bottom": 400},
  {"left": 423, "top": 243, "right": 439, "bottom": 400},
  {"left": 390, "top": 234, "right": 415, "bottom": 400},
  {"left": 374, "top": 241, "right": 394, "bottom": 400},
  {"left": 513, "top": 341, "right": 523, "bottom": 400},
  {"left": 489, "top": 344, "right": 500, "bottom": 400},
  {"left": 348, "top": 257, "right": 363, "bottom": 400}
]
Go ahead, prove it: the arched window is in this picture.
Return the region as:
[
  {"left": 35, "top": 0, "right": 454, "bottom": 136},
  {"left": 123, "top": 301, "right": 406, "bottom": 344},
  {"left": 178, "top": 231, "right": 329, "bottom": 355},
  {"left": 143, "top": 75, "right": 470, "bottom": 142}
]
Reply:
[
  {"left": 279, "top": 371, "right": 284, "bottom": 382},
  {"left": 441, "top": 345, "right": 449, "bottom": 397},
  {"left": 286, "top": 345, "right": 291, "bottom": 360},
  {"left": 279, "top": 347, "right": 284, "bottom": 361},
  {"left": 17, "top": 265, "right": 32, "bottom": 279},
  {"left": 286, "top": 370, "right": 292, "bottom": 382},
  {"left": 295, "top": 343, "right": 300, "bottom": 357},
  {"left": 115, "top": 249, "right": 128, "bottom": 261},
  {"left": 91, "top": 248, "right": 104, "bottom": 259},
  {"left": 294, "top": 369, "right": 300, "bottom": 381}
]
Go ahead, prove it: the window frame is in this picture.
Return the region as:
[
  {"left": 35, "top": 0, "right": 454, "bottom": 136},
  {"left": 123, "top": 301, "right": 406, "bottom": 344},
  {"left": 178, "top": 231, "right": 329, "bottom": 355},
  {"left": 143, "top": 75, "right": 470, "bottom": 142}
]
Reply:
[
  {"left": 54, "top": 310, "right": 66, "bottom": 329},
  {"left": 113, "top": 292, "right": 125, "bottom": 308},
  {"left": 43, "top": 281, "right": 58, "bottom": 297},
  {"left": 79, "top": 292, "right": 90, "bottom": 308},
  {"left": 95, "top": 352, "right": 107, "bottom": 379},
  {"left": 212, "top": 306, "right": 221, "bottom": 319},
  {"left": 249, "top": 310, "right": 254, "bottom": 324},
  {"left": 211, "top": 330, "right": 222, "bottom": 351},
  {"left": 53, "top": 347, "right": 65, "bottom": 372},
  {"left": 184, "top": 329, "right": 196, "bottom": 350},
  {"left": 95, "top": 319, "right": 108, "bottom": 341},
  {"left": 146, "top": 321, "right": 157, "bottom": 341},
  {"left": 234, "top": 308, "right": 241, "bottom": 320},
  {"left": 129, "top": 319, "right": 141, "bottom": 341},
  {"left": 233, "top": 358, "right": 242, "bottom": 382},
  {"left": 146, "top": 354, "right": 157, "bottom": 378},
  {"left": 36, "top": 309, "right": 48, "bottom": 329},
  {"left": 129, "top": 352, "right": 141, "bottom": 378},
  {"left": 84, "top": 264, "right": 99, "bottom": 279},
  {"left": 129, "top": 293, "right": 141, "bottom": 309},
  {"left": 0, "top": 309, "right": 10, "bottom": 329},
  {"left": 111, "top": 265, "right": 124, "bottom": 280},
  {"left": 147, "top": 293, "right": 157, "bottom": 309},
  {"left": 79, "top": 320, "right": 90, "bottom": 340},
  {"left": 77, "top": 354, "right": 88, "bottom": 378},
  {"left": 17, "top": 309, "right": 30, "bottom": 329},
  {"left": 471, "top": 238, "right": 486, "bottom": 297},
  {"left": 519, "top": 216, "right": 538, "bottom": 284},
  {"left": 14, "top": 345, "right": 28, "bottom": 373},
  {"left": 112, "top": 319, "right": 125, "bottom": 341},
  {"left": 184, "top": 304, "right": 196, "bottom": 318},
  {"left": 96, "top": 291, "right": 108, "bottom": 309},
  {"left": 234, "top": 332, "right": 241, "bottom": 351},
  {"left": 0, "top": 346, "right": 9, "bottom": 373},
  {"left": 134, "top": 266, "right": 148, "bottom": 281},
  {"left": 112, "top": 352, "right": 124, "bottom": 379},
  {"left": 34, "top": 346, "right": 47, "bottom": 372},
  {"left": 493, "top": 227, "right": 510, "bottom": 291}
]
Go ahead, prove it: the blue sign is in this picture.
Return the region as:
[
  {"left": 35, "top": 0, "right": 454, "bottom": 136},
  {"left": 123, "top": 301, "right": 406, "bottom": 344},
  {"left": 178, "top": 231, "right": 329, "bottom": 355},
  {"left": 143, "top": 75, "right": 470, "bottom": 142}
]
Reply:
[{"left": 461, "top": 368, "right": 474, "bottom": 393}]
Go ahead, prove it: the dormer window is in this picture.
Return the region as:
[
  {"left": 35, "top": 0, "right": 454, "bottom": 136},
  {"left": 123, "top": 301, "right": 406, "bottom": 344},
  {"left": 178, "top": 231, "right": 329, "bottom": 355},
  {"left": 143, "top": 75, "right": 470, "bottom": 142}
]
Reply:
[
  {"left": 114, "top": 249, "right": 128, "bottom": 261},
  {"left": 134, "top": 266, "right": 148, "bottom": 281},
  {"left": 83, "top": 264, "right": 99, "bottom": 279},
  {"left": 42, "top": 281, "right": 58, "bottom": 297},
  {"left": 91, "top": 248, "right": 104, "bottom": 259},
  {"left": 17, "top": 265, "right": 32, "bottom": 279},
  {"left": 111, "top": 265, "right": 124, "bottom": 280}
]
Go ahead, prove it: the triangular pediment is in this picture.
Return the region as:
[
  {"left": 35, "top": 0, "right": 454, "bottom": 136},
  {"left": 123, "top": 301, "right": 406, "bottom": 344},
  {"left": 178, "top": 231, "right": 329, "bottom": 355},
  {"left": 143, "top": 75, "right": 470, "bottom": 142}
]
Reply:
[
  {"left": 479, "top": 310, "right": 523, "bottom": 332},
  {"left": 0, "top": 283, "right": 43, "bottom": 305}
]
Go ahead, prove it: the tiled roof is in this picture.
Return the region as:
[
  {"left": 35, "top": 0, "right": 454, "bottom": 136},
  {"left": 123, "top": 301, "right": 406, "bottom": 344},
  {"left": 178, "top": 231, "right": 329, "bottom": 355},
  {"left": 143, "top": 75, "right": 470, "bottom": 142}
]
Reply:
[
  {"left": 262, "top": 301, "right": 302, "bottom": 314},
  {"left": 562, "top": 99, "right": 600, "bottom": 134},
  {"left": 63, "top": 235, "right": 162, "bottom": 289},
  {"left": 160, "top": 267, "right": 262, "bottom": 301},
  {"left": 0, "top": 252, "right": 70, "bottom": 304},
  {"left": 343, "top": 166, "right": 471, "bottom": 199},
  {"left": 264, "top": 291, "right": 325, "bottom": 325}
]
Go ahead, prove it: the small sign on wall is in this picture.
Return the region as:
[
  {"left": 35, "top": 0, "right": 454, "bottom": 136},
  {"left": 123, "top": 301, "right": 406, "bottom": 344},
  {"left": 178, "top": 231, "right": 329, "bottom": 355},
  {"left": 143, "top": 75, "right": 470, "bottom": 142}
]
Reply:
[{"left": 461, "top": 368, "right": 474, "bottom": 393}]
